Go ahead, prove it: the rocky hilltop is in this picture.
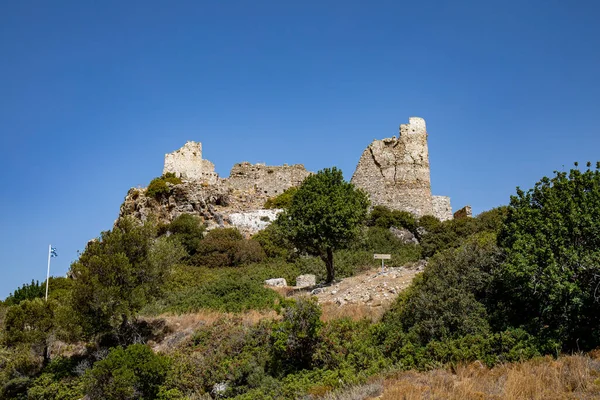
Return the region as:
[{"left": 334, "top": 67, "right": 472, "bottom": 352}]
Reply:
[{"left": 118, "top": 118, "right": 468, "bottom": 233}]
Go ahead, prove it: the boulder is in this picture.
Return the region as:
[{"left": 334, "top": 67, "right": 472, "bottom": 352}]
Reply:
[
  {"left": 295, "top": 274, "right": 316, "bottom": 288},
  {"left": 264, "top": 278, "right": 287, "bottom": 287},
  {"left": 389, "top": 227, "right": 419, "bottom": 245}
]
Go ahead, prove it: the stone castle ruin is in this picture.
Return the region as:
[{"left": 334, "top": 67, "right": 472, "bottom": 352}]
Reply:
[
  {"left": 351, "top": 117, "right": 453, "bottom": 221},
  {"left": 163, "top": 141, "right": 219, "bottom": 184},
  {"left": 119, "top": 117, "right": 463, "bottom": 234}
]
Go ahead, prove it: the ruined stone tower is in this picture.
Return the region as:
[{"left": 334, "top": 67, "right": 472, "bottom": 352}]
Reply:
[
  {"left": 351, "top": 117, "right": 452, "bottom": 220},
  {"left": 163, "top": 141, "right": 219, "bottom": 184}
]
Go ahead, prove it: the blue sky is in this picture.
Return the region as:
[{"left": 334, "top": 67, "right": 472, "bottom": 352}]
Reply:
[{"left": 1, "top": 0, "right": 599, "bottom": 298}]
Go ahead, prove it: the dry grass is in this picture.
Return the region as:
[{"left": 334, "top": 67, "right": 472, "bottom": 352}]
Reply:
[
  {"left": 143, "top": 310, "right": 280, "bottom": 352},
  {"left": 320, "top": 302, "right": 388, "bottom": 322},
  {"left": 380, "top": 354, "right": 600, "bottom": 400}
]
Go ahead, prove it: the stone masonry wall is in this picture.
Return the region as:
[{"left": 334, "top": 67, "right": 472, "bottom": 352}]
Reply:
[
  {"left": 227, "top": 162, "right": 311, "bottom": 197},
  {"left": 163, "top": 141, "right": 219, "bottom": 184},
  {"left": 351, "top": 117, "right": 435, "bottom": 217},
  {"left": 432, "top": 196, "right": 452, "bottom": 221}
]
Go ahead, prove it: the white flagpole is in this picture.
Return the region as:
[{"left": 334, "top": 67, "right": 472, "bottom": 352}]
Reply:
[{"left": 45, "top": 244, "right": 51, "bottom": 301}]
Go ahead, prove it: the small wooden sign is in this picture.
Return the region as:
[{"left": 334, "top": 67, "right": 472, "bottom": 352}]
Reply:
[{"left": 373, "top": 254, "right": 391, "bottom": 260}]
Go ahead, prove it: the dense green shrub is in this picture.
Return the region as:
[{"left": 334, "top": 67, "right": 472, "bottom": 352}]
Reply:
[
  {"left": 383, "top": 233, "right": 500, "bottom": 345},
  {"left": 84, "top": 344, "right": 170, "bottom": 400},
  {"left": 264, "top": 187, "right": 298, "bottom": 209},
  {"left": 160, "top": 214, "right": 206, "bottom": 257},
  {"left": 150, "top": 272, "right": 282, "bottom": 314},
  {"left": 367, "top": 206, "right": 417, "bottom": 232},
  {"left": 496, "top": 165, "right": 600, "bottom": 351},
  {"left": 70, "top": 218, "right": 184, "bottom": 338},
  {"left": 271, "top": 297, "right": 323, "bottom": 374},
  {"left": 419, "top": 207, "right": 507, "bottom": 258},
  {"left": 146, "top": 173, "right": 182, "bottom": 199},
  {"left": 253, "top": 223, "right": 295, "bottom": 260},
  {"left": 4, "top": 280, "right": 44, "bottom": 306},
  {"left": 192, "top": 228, "right": 265, "bottom": 268}
]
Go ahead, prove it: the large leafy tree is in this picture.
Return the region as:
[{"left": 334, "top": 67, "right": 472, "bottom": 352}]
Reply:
[
  {"left": 277, "top": 167, "right": 369, "bottom": 283},
  {"left": 70, "top": 218, "right": 184, "bottom": 338},
  {"left": 496, "top": 163, "right": 600, "bottom": 350}
]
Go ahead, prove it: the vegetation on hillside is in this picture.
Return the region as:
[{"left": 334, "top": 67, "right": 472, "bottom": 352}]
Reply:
[{"left": 2, "top": 164, "right": 600, "bottom": 399}]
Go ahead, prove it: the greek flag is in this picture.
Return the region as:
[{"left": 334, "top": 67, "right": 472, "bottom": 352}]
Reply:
[{"left": 51, "top": 247, "right": 58, "bottom": 258}]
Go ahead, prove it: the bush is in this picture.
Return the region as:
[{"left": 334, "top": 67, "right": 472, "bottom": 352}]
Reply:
[
  {"left": 149, "top": 272, "right": 282, "bottom": 314},
  {"left": 496, "top": 165, "right": 600, "bottom": 351},
  {"left": 383, "top": 233, "right": 501, "bottom": 345},
  {"left": 253, "top": 223, "right": 295, "bottom": 260},
  {"left": 367, "top": 206, "right": 417, "bottom": 232},
  {"left": 84, "top": 344, "right": 170, "bottom": 400},
  {"left": 271, "top": 297, "right": 323, "bottom": 374},
  {"left": 192, "top": 228, "right": 265, "bottom": 268},
  {"left": 264, "top": 187, "right": 298, "bottom": 209},
  {"left": 419, "top": 207, "right": 507, "bottom": 258},
  {"left": 4, "top": 280, "right": 44, "bottom": 306},
  {"left": 146, "top": 173, "right": 182, "bottom": 199},
  {"left": 160, "top": 214, "right": 205, "bottom": 257}
]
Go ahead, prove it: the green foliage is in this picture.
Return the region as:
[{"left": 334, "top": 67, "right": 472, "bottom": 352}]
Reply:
[
  {"left": 277, "top": 167, "right": 370, "bottom": 282},
  {"left": 264, "top": 187, "right": 298, "bottom": 209},
  {"left": 192, "top": 228, "right": 265, "bottom": 268},
  {"left": 271, "top": 297, "right": 323, "bottom": 373},
  {"left": 313, "top": 319, "right": 389, "bottom": 375},
  {"left": 367, "top": 206, "right": 417, "bottom": 232},
  {"left": 253, "top": 223, "right": 295, "bottom": 260},
  {"left": 419, "top": 207, "right": 507, "bottom": 258},
  {"left": 496, "top": 165, "right": 600, "bottom": 350},
  {"left": 146, "top": 172, "right": 182, "bottom": 199},
  {"left": 84, "top": 344, "right": 170, "bottom": 400},
  {"left": 418, "top": 215, "right": 441, "bottom": 233},
  {"left": 383, "top": 233, "right": 501, "bottom": 345},
  {"left": 4, "top": 280, "right": 44, "bottom": 306},
  {"left": 161, "top": 214, "right": 206, "bottom": 257},
  {"left": 3, "top": 299, "right": 55, "bottom": 351},
  {"left": 152, "top": 272, "right": 282, "bottom": 314},
  {"left": 377, "top": 326, "right": 540, "bottom": 370},
  {"left": 70, "top": 218, "right": 184, "bottom": 338},
  {"left": 27, "top": 373, "right": 84, "bottom": 400}
]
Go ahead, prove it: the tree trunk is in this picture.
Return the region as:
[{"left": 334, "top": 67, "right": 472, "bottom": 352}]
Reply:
[{"left": 323, "top": 247, "right": 334, "bottom": 283}]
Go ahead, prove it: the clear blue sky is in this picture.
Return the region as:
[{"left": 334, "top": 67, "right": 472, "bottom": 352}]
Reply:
[{"left": 1, "top": 0, "right": 599, "bottom": 298}]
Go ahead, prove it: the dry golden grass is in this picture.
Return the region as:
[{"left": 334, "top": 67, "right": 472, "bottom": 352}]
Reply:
[
  {"left": 320, "top": 302, "right": 387, "bottom": 322},
  {"left": 156, "top": 309, "right": 279, "bottom": 330},
  {"left": 380, "top": 354, "right": 600, "bottom": 400}
]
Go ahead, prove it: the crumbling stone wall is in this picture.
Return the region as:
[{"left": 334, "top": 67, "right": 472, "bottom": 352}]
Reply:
[
  {"left": 454, "top": 205, "right": 472, "bottom": 219},
  {"left": 163, "top": 141, "right": 219, "bottom": 184},
  {"left": 351, "top": 117, "right": 435, "bottom": 217},
  {"left": 227, "top": 162, "right": 311, "bottom": 197},
  {"left": 432, "top": 196, "right": 452, "bottom": 221}
]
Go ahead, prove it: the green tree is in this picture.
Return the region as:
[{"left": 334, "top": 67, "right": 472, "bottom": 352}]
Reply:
[
  {"left": 84, "top": 344, "right": 170, "bottom": 400},
  {"left": 161, "top": 214, "right": 205, "bottom": 257},
  {"left": 276, "top": 167, "right": 369, "bottom": 283},
  {"left": 4, "top": 280, "right": 44, "bottom": 306},
  {"left": 3, "top": 299, "right": 56, "bottom": 365},
  {"left": 496, "top": 164, "right": 600, "bottom": 350},
  {"left": 70, "top": 218, "right": 184, "bottom": 338}
]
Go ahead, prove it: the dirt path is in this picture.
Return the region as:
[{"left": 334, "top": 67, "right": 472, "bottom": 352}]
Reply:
[{"left": 309, "top": 264, "right": 422, "bottom": 321}]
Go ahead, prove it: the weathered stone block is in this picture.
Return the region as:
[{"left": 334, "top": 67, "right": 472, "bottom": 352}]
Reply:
[
  {"left": 454, "top": 205, "right": 472, "bottom": 219},
  {"left": 295, "top": 274, "right": 316, "bottom": 288},
  {"left": 264, "top": 278, "right": 287, "bottom": 287}
]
